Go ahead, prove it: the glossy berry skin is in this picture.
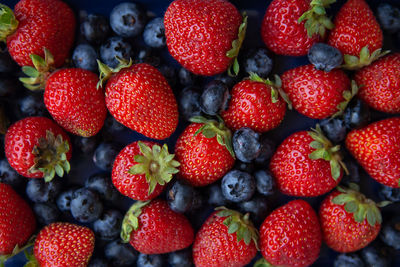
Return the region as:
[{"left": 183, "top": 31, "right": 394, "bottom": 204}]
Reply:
[
  {"left": 254, "top": 169, "right": 275, "bottom": 196},
  {"left": 70, "top": 188, "right": 103, "bottom": 223},
  {"left": 56, "top": 188, "right": 75, "bottom": 212},
  {"left": 192, "top": 211, "right": 257, "bottom": 267},
  {"left": 109, "top": 2, "right": 147, "bottom": 38},
  {"left": 5, "top": 117, "right": 72, "bottom": 178},
  {"left": 81, "top": 14, "right": 110, "bottom": 44},
  {"left": 261, "top": 0, "right": 320, "bottom": 56},
  {"left": 200, "top": 80, "right": 230, "bottom": 116},
  {"left": 0, "top": 159, "right": 23, "bottom": 188},
  {"left": 104, "top": 240, "right": 138, "bottom": 267},
  {"left": 26, "top": 177, "right": 62, "bottom": 203},
  {"left": 281, "top": 64, "right": 350, "bottom": 119},
  {"left": 355, "top": 53, "right": 400, "bottom": 113},
  {"left": 85, "top": 173, "right": 120, "bottom": 202},
  {"left": 0, "top": 183, "right": 36, "bottom": 255},
  {"left": 143, "top": 17, "right": 166, "bottom": 49},
  {"left": 175, "top": 123, "right": 235, "bottom": 186},
  {"left": 105, "top": 63, "right": 178, "bottom": 140},
  {"left": 137, "top": 254, "right": 164, "bottom": 267},
  {"left": 164, "top": 0, "right": 242, "bottom": 76},
  {"left": 377, "top": 3, "right": 400, "bottom": 33},
  {"left": 33, "top": 202, "right": 60, "bottom": 225},
  {"left": 168, "top": 249, "right": 192, "bottom": 267},
  {"left": 243, "top": 48, "right": 273, "bottom": 78},
  {"left": 129, "top": 199, "right": 194, "bottom": 254},
  {"left": 327, "top": 0, "right": 382, "bottom": 56},
  {"left": 334, "top": 254, "right": 364, "bottom": 267},
  {"left": 320, "top": 118, "right": 347, "bottom": 144},
  {"left": 167, "top": 180, "right": 195, "bottom": 213},
  {"left": 221, "top": 170, "right": 256, "bottom": 202},
  {"left": 34, "top": 222, "right": 95, "bottom": 267},
  {"left": 72, "top": 44, "right": 98, "bottom": 72},
  {"left": 6, "top": 0, "right": 75, "bottom": 67},
  {"left": 93, "top": 143, "right": 120, "bottom": 171},
  {"left": 100, "top": 37, "right": 133, "bottom": 69},
  {"left": 260, "top": 200, "right": 322, "bottom": 267},
  {"left": 93, "top": 209, "right": 123, "bottom": 241},
  {"left": 320, "top": 190, "right": 381, "bottom": 252},
  {"left": 308, "top": 43, "right": 343, "bottom": 72},
  {"left": 270, "top": 131, "right": 342, "bottom": 197},
  {"left": 222, "top": 80, "right": 286, "bottom": 132},
  {"left": 232, "top": 128, "right": 261, "bottom": 163},
  {"left": 345, "top": 117, "right": 400, "bottom": 188},
  {"left": 178, "top": 86, "right": 202, "bottom": 121}
]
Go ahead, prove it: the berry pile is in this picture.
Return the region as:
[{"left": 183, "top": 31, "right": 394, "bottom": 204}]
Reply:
[{"left": 0, "top": 0, "right": 400, "bottom": 267}]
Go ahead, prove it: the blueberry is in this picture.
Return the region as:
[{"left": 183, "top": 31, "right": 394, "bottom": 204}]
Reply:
[
  {"left": 341, "top": 157, "right": 361, "bottom": 185},
  {"left": 74, "top": 135, "right": 99, "bottom": 155},
  {"left": 190, "top": 189, "right": 204, "bottom": 210},
  {"left": 85, "top": 173, "right": 121, "bottom": 202},
  {"left": 70, "top": 188, "right": 103, "bottom": 223},
  {"left": 81, "top": 14, "right": 110, "bottom": 44},
  {"left": 243, "top": 48, "right": 273, "bottom": 78},
  {"left": 360, "top": 246, "right": 389, "bottom": 267},
  {"left": 93, "top": 209, "right": 123, "bottom": 241},
  {"left": 179, "top": 86, "right": 202, "bottom": 121},
  {"left": 254, "top": 169, "right": 275, "bottom": 196},
  {"left": 110, "top": 2, "right": 147, "bottom": 38},
  {"left": 221, "top": 170, "right": 256, "bottom": 202},
  {"left": 137, "top": 254, "right": 164, "bottom": 267},
  {"left": 26, "top": 178, "right": 62, "bottom": 203},
  {"left": 320, "top": 118, "right": 347, "bottom": 143},
  {"left": 254, "top": 136, "right": 276, "bottom": 165},
  {"left": 168, "top": 249, "right": 192, "bottom": 267},
  {"left": 179, "top": 68, "right": 198, "bottom": 87},
  {"left": 88, "top": 258, "right": 110, "bottom": 267},
  {"left": 72, "top": 44, "right": 98, "bottom": 72},
  {"left": 100, "top": 37, "right": 133, "bottom": 68},
  {"left": 238, "top": 195, "right": 269, "bottom": 226},
  {"left": 33, "top": 202, "right": 60, "bottom": 225},
  {"left": 0, "top": 78, "right": 18, "bottom": 98},
  {"left": 18, "top": 94, "right": 48, "bottom": 118},
  {"left": 379, "top": 185, "right": 400, "bottom": 202},
  {"left": 143, "top": 17, "right": 166, "bottom": 49},
  {"left": 232, "top": 128, "right": 261, "bottom": 163},
  {"left": 200, "top": 80, "right": 230, "bottom": 116},
  {"left": 308, "top": 43, "right": 343, "bottom": 72},
  {"left": 167, "top": 180, "right": 194, "bottom": 213},
  {"left": 56, "top": 188, "right": 76, "bottom": 212},
  {"left": 0, "top": 49, "right": 18, "bottom": 73},
  {"left": 334, "top": 254, "right": 365, "bottom": 267},
  {"left": 234, "top": 161, "right": 255, "bottom": 173},
  {"left": 343, "top": 99, "right": 370, "bottom": 130},
  {"left": 207, "top": 182, "right": 230, "bottom": 207},
  {"left": 158, "top": 64, "right": 176, "bottom": 87},
  {"left": 93, "top": 143, "right": 120, "bottom": 171},
  {"left": 105, "top": 240, "right": 138, "bottom": 267},
  {"left": 215, "top": 74, "right": 239, "bottom": 89},
  {"left": 0, "top": 159, "right": 24, "bottom": 188},
  {"left": 135, "top": 47, "right": 161, "bottom": 67},
  {"left": 377, "top": 3, "right": 400, "bottom": 33},
  {"left": 380, "top": 223, "right": 400, "bottom": 249}
]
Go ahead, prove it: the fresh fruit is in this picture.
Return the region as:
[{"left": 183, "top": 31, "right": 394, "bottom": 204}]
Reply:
[
  {"left": 33, "top": 202, "right": 60, "bottom": 226},
  {"left": 379, "top": 185, "right": 400, "bottom": 202},
  {"left": 167, "top": 180, "right": 195, "bottom": 213},
  {"left": 307, "top": 43, "right": 343, "bottom": 72},
  {"left": 100, "top": 37, "right": 133, "bottom": 68},
  {"left": 232, "top": 128, "right": 261, "bottom": 163},
  {"left": 343, "top": 98, "right": 371, "bottom": 130},
  {"left": 72, "top": 44, "right": 98, "bottom": 72},
  {"left": 333, "top": 253, "right": 364, "bottom": 267},
  {"left": 93, "top": 209, "right": 123, "bottom": 241},
  {"left": 85, "top": 173, "right": 120, "bottom": 202},
  {"left": 377, "top": 3, "right": 400, "bottom": 33},
  {"left": 121, "top": 199, "right": 194, "bottom": 254},
  {"left": 345, "top": 117, "right": 400, "bottom": 188},
  {"left": 207, "top": 182, "right": 231, "bottom": 207},
  {"left": 242, "top": 48, "right": 273, "bottom": 78},
  {"left": 259, "top": 199, "right": 322, "bottom": 267},
  {"left": 221, "top": 170, "right": 256, "bottom": 202},
  {"left": 178, "top": 86, "right": 202, "bottom": 121},
  {"left": 320, "top": 117, "right": 347, "bottom": 143},
  {"left": 0, "top": 0, "right": 75, "bottom": 67},
  {"left": 26, "top": 177, "right": 62, "bottom": 203},
  {"left": 104, "top": 240, "right": 138, "bottom": 267},
  {"left": 380, "top": 221, "right": 400, "bottom": 250},
  {"left": 0, "top": 159, "right": 23, "bottom": 188},
  {"left": 137, "top": 254, "right": 164, "bottom": 267},
  {"left": 56, "top": 187, "right": 76, "bottom": 213},
  {"left": 361, "top": 246, "right": 389, "bottom": 267},
  {"left": 109, "top": 2, "right": 147, "bottom": 38},
  {"left": 254, "top": 136, "right": 276, "bottom": 165},
  {"left": 168, "top": 249, "right": 192, "bottom": 267},
  {"left": 5, "top": 116, "right": 71, "bottom": 181},
  {"left": 164, "top": 0, "right": 245, "bottom": 76},
  {"left": 93, "top": 142, "right": 120, "bottom": 171},
  {"left": 254, "top": 169, "right": 275, "bottom": 196},
  {"left": 199, "top": 80, "right": 230, "bottom": 116},
  {"left": 238, "top": 195, "right": 269, "bottom": 226},
  {"left": 81, "top": 14, "right": 110, "bottom": 45},
  {"left": 70, "top": 188, "right": 103, "bottom": 223},
  {"left": 192, "top": 207, "right": 258, "bottom": 267},
  {"left": 143, "top": 17, "right": 166, "bottom": 49}
]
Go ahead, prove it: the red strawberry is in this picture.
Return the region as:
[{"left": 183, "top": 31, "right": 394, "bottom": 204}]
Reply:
[
  {"left": 0, "top": 0, "right": 75, "bottom": 67},
  {"left": 270, "top": 125, "right": 347, "bottom": 197},
  {"left": 5, "top": 116, "right": 72, "bottom": 182},
  {"left": 259, "top": 199, "right": 322, "bottom": 267},
  {"left": 345, "top": 117, "right": 400, "bottom": 188},
  {"left": 174, "top": 116, "right": 235, "bottom": 186},
  {"left": 164, "top": 0, "right": 245, "bottom": 76},
  {"left": 32, "top": 222, "right": 94, "bottom": 267},
  {"left": 121, "top": 199, "right": 194, "bottom": 254},
  {"left": 319, "top": 184, "right": 384, "bottom": 252},
  {"left": 193, "top": 208, "right": 258, "bottom": 267},
  {"left": 355, "top": 53, "right": 400, "bottom": 113},
  {"left": 261, "top": 0, "right": 334, "bottom": 56},
  {"left": 112, "top": 141, "right": 179, "bottom": 201},
  {"left": 281, "top": 64, "right": 351, "bottom": 119},
  {"left": 221, "top": 73, "right": 289, "bottom": 133}
]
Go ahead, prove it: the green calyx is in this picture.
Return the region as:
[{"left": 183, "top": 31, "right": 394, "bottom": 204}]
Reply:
[
  {"left": 0, "top": 4, "right": 18, "bottom": 42},
  {"left": 308, "top": 124, "right": 348, "bottom": 180},
  {"left": 253, "top": 258, "right": 274, "bottom": 267},
  {"left": 0, "top": 236, "right": 35, "bottom": 267},
  {"left": 227, "top": 13, "right": 248, "bottom": 77},
  {"left": 23, "top": 243, "right": 39, "bottom": 267},
  {"left": 215, "top": 207, "right": 259, "bottom": 249},
  {"left": 248, "top": 72, "right": 292, "bottom": 110},
  {"left": 97, "top": 57, "right": 132, "bottom": 89},
  {"left": 342, "top": 46, "right": 390, "bottom": 70},
  {"left": 332, "top": 80, "right": 359, "bottom": 118},
  {"left": 19, "top": 48, "right": 55, "bottom": 91},
  {"left": 128, "top": 141, "right": 180, "bottom": 195},
  {"left": 120, "top": 200, "right": 150, "bottom": 243},
  {"left": 298, "top": 0, "right": 335, "bottom": 38},
  {"left": 189, "top": 116, "right": 235, "bottom": 158},
  {"left": 28, "top": 130, "right": 70, "bottom": 182}
]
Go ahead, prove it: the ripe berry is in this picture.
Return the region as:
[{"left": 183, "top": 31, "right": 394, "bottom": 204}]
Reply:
[
  {"left": 178, "top": 86, "right": 202, "bottom": 121},
  {"left": 168, "top": 249, "right": 192, "bottom": 267},
  {"left": 26, "top": 177, "right": 62, "bottom": 203},
  {"left": 72, "top": 44, "right": 98, "bottom": 72},
  {"left": 232, "top": 127, "right": 261, "bottom": 163},
  {"left": 254, "top": 169, "right": 275, "bottom": 196},
  {"left": 93, "top": 209, "right": 123, "bottom": 241},
  {"left": 33, "top": 202, "right": 60, "bottom": 225},
  {"left": 137, "top": 254, "right": 164, "bottom": 267},
  {"left": 110, "top": 2, "right": 147, "bottom": 38},
  {"left": 81, "top": 14, "right": 110, "bottom": 44},
  {"left": 167, "top": 180, "right": 195, "bottom": 213},
  {"left": 308, "top": 43, "right": 343, "bottom": 72},
  {"left": 93, "top": 143, "right": 120, "bottom": 171},
  {"left": 104, "top": 240, "right": 138, "bottom": 266},
  {"left": 70, "top": 188, "right": 103, "bottom": 223},
  {"left": 242, "top": 48, "right": 273, "bottom": 78},
  {"left": 377, "top": 3, "right": 400, "bottom": 33},
  {"left": 143, "top": 17, "right": 166, "bottom": 48},
  {"left": 221, "top": 170, "right": 256, "bottom": 202},
  {"left": 200, "top": 80, "right": 230, "bottom": 116},
  {"left": 333, "top": 253, "right": 364, "bottom": 267},
  {"left": 100, "top": 37, "right": 133, "bottom": 68}
]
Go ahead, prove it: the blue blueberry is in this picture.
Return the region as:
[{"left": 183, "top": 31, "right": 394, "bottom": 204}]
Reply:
[
  {"left": 143, "top": 17, "right": 166, "bottom": 49},
  {"left": 168, "top": 249, "right": 192, "bottom": 267},
  {"left": 137, "top": 254, "right": 164, "bottom": 267},
  {"left": 320, "top": 118, "right": 347, "bottom": 144},
  {"left": 88, "top": 258, "right": 110, "bottom": 267},
  {"left": 221, "top": 170, "right": 256, "bottom": 203},
  {"left": 377, "top": 3, "right": 400, "bottom": 33},
  {"left": 110, "top": 2, "right": 147, "bottom": 38},
  {"left": 380, "top": 223, "right": 400, "bottom": 249},
  {"left": 379, "top": 185, "right": 400, "bottom": 202},
  {"left": 344, "top": 99, "right": 370, "bottom": 130},
  {"left": 81, "top": 14, "right": 110, "bottom": 44},
  {"left": 232, "top": 128, "right": 261, "bottom": 163},
  {"left": 167, "top": 180, "right": 194, "bottom": 213},
  {"left": 100, "top": 37, "right": 133, "bottom": 68},
  {"left": 254, "top": 136, "right": 276, "bottom": 165},
  {"left": 190, "top": 189, "right": 204, "bottom": 210},
  {"left": 70, "top": 188, "right": 103, "bottom": 223},
  {"left": 74, "top": 135, "right": 99, "bottom": 155},
  {"left": 200, "top": 80, "right": 230, "bottom": 116},
  {"left": 234, "top": 161, "right": 255, "bottom": 173},
  {"left": 0, "top": 78, "right": 18, "bottom": 98},
  {"left": 0, "top": 159, "right": 24, "bottom": 188},
  {"left": 93, "top": 143, "right": 120, "bottom": 171},
  {"left": 215, "top": 73, "right": 240, "bottom": 89},
  {"left": 0, "top": 49, "right": 18, "bottom": 73},
  {"left": 85, "top": 173, "right": 121, "bottom": 202},
  {"left": 135, "top": 47, "right": 162, "bottom": 67},
  {"left": 360, "top": 246, "right": 389, "bottom": 267},
  {"left": 158, "top": 64, "right": 177, "bottom": 87},
  {"left": 254, "top": 169, "right": 275, "bottom": 197},
  {"left": 56, "top": 188, "right": 76, "bottom": 212},
  {"left": 334, "top": 254, "right": 365, "bottom": 267},
  {"left": 179, "top": 86, "right": 202, "bottom": 121},
  {"left": 243, "top": 48, "right": 273, "bottom": 78},
  {"left": 72, "top": 44, "right": 98, "bottom": 72},
  {"left": 207, "top": 182, "right": 230, "bottom": 207},
  {"left": 341, "top": 157, "right": 361, "bottom": 185},
  {"left": 238, "top": 195, "right": 269, "bottom": 226},
  {"left": 18, "top": 94, "right": 48, "bottom": 118},
  {"left": 33, "top": 202, "right": 61, "bottom": 225},
  {"left": 93, "top": 209, "right": 123, "bottom": 241},
  {"left": 26, "top": 177, "right": 62, "bottom": 203},
  {"left": 179, "top": 68, "right": 198, "bottom": 87},
  {"left": 105, "top": 240, "right": 138, "bottom": 267},
  {"left": 308, "top": 43, "right": 343, "bottom": 72}
]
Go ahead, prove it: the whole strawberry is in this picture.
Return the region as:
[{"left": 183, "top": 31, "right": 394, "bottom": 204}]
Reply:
[
  {"left": 112, "top": 141, "right": 179, "bottom": 201},
  {"left": 164, "top": 0, "right": 245, "bottom": 76},
  {"left": 346, "top": 117, "right": 400, "bottom": 188},
  {"left": 121, "top": 199, "right": 194, "bottom": 254},
  {"left": 193, "top": 207, "right": 258, "bottom": 267},
  {"left": 5, "top": 117, "right": 71, "bottom": 182},
  {"left": 270, "top": 125, "right": 347, "bottom": 197},
  {"left": 174, "top": 116, "right": 235, "bottom": 186},
  {"left": 320, "top": 184, "right": 385, "bottom": 252},
  {"left": 0, "top": 0, "right": 75, "bottom": 67},
  {"left": 259, "top": 199, "right": 322, "bottom": 267}
]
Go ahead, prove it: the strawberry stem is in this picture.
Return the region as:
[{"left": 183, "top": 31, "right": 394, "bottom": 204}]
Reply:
[
  {"left": 342, "top": 46, "right": 390, "bottom": 70},
  {"left": 121, "top": 201, "right": 150, "bottom": 243},
  {"left": 97, "top": 57, "right": 132, "bottom": 89},
  {"left": 331, "top": 80, "right": 359, "bottom": 118},
  {"left": 0, "top": 4, "right": 18, "bottom": 42},
  {"left": 227, "top": 13, "right": 248, "bottom": 77},
  {"left": 298, "top": 0, "right": 335, "bottom": 38}
]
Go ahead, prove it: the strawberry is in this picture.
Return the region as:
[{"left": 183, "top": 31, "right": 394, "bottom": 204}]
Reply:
[
  {"left": 0, "top": 0, "right": 75, "bottom": 67},
  {"left": 355, "top": 53, "right": 400, "bottom": 113},
  {"left": 31, "top": 222, "right": 94, "bottom": 267},
  {"left": 120, "top": 199, "right": 194, "bottom": 254},
  {"left": 261, "top": 0, "right": 334, "bottom": 56},
  {"left": 259, "top": 199, "right": 322, "bottom": 267},
  {"left": 164, "top": 0, "right": 246, "bottom": 76},
  {"left": 5, "top": 116, "right": 72, "bottom": 182},
  {"left": 270, "top": 125, "right": 347, "bottom": 197},
  {"left": 345, "top": 117, "right": 400, "bottom": 188},
  {"left": 174, "top": 116, "right": 235, "bottom": 186},
  {"left": 281, "top": 64, "right": 351, "bottom": 119},
  {"left": 192, "top": 207, "right": 258, "bottom": 267},
  {"left": 319, "top": 184, "right": 386, "bottom": 252},
  {"left": 221, "top": 73, "right": 290, "bottom": 133},
  {"left": 112, "top": 141, "right": 180, "bottom": 201},
  {"left": 98, "top": 61, "right": 178, "bottom": 140}
]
